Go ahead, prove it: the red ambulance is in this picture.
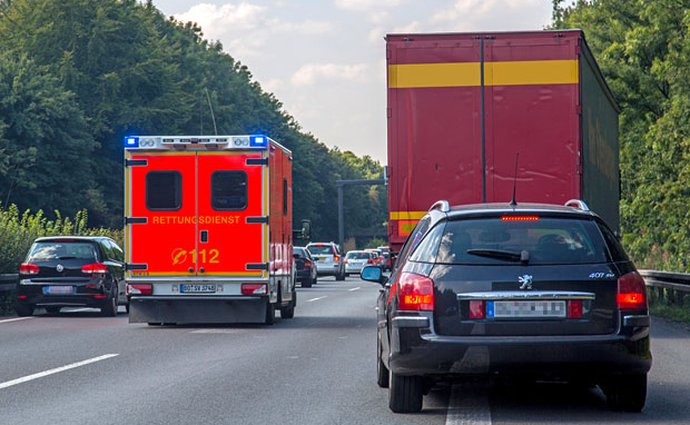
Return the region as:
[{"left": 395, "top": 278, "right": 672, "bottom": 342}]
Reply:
[{"left": 124, "top": 134, "right": 295, "bottom": 325}]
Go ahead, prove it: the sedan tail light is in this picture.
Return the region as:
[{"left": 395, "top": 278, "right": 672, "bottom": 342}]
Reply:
[
  {"left": 617, "top": 271, "right": 647, "bottom": 310},
  {"left": 126, "top": 283, "right": 153, "bottom": 296},
  {"left": 303, "top": 259, "right": 312, "bottom": 267},
  {"left": 82, "top": 263, "right": 108, "bottom": 274},
  {"left": 397, "top": 272, "right": 434, "bottom": 311},
  {"left": 19, "top": 263, "right": 39, "bottom": 275},
  {"left": 367, "top": 259, "right": 373, "bottom": 264}
]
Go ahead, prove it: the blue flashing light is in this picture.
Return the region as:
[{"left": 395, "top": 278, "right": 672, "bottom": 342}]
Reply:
[
  {"left": 249, "top": 135, "right": 268, "bottom": 148},
  {"left": 125, "top": 136, "right": 139, "bottom": 148}
]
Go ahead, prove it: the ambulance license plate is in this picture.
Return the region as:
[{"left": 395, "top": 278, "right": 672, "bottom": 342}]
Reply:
[{"left": 180, "top": 284, "right": 217, "bottom": 294}]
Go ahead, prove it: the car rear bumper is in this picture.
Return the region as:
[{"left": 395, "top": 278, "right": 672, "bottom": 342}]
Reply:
[
  {"left": 315, "top": 264, "right": 341, "bottom": 275},
  {"left": 16, "top": 283, "right": 114, "bottom": 308},
  {"left": 387, "top": 316, "right": 652, "bottom": 379},
  {"left": 128, "top": 296, "right": 268, "bottom": 324}
]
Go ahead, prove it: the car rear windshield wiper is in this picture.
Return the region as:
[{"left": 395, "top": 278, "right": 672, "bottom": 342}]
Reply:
[{"left": 466, "top": 249, "right": 529, "bottom": 263}]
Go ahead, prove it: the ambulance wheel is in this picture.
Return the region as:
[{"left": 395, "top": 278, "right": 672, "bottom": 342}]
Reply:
[
  {"left": 280, "top": 289, "right": 296, "bottom": 319},
  {"left": 264, "top": 300, "right": 275, "bottom": 325}
]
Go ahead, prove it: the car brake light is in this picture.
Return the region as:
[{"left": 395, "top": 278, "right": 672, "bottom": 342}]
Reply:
[
  {"left": 397, "top": 272, "right": 434, "bottom": 311},
  {"left": 241, "top": 283, "right": 267, "bottom": 295},
  {"left": 617, "top": 271, "right": 647, "bottom": 310},
  {"left": 334, "top": 255, "right": 340, "bottom": 262},
  {"left": 126, "top": 283, "right": 153, "bottom": 296},
  {"left": 304, "top": 259, "right": 312, "bottom": 267},
  {"left": 567, "top": 300, "right": 583, "bottom": 318},
  {"left": 469, "top": 300, "right": 485, "bottom": 319},
  {"left": 367, "top": 259, "right": 373, "bottom": 264},
  {"left": 19, "top": 263, "right": 39, "bottom": 275},
  {"left": 344, "top": 259, "right": 349, "bottom": 264},
  {"left": 501, "top": 215, "right": 540, "bottom": 221},
  {"left": 82, "top": 263, "right": 108, "bottom": 274}
]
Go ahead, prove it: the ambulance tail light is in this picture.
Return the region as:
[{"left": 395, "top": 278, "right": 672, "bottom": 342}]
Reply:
[
  {"left": 82, "top": 263, "right": 108, "bottom": 275},
  {"left": 242, "top": 283, "right": 267, "bottom": 295},
  {"left": 126, "top": 283, "right": 153, "bottom": 296}
]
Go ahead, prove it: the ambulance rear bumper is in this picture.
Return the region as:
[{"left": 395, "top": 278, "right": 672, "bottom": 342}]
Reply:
[{"left": 128, "top": 295, "right": 268, "bottom": 324}]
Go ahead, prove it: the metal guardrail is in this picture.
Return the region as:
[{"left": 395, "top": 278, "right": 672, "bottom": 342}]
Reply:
[
  {"left": 640, "top": 269, "right": 690, "bottom": 306},
  {"left": 0, "top": 273, "right": 17, "bottom": 293}
]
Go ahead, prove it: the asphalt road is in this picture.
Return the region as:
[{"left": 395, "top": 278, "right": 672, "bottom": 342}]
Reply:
[{"left": 1, "top": 277, "right": 689, "bottom": 425}]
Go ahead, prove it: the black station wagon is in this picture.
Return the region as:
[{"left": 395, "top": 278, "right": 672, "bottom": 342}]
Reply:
[
  {"left": 15, "top": 236, "right": 127, "bottom": 317},
  {"left": 363, "top": 200, "right": 651, "bottom": 413}
]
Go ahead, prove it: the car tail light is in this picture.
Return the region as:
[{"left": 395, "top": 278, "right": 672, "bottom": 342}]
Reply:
[
  {"left": 304, "top": 259, "right": 312, "bottom": 267},
  {"left": 241, "top": 283, "right": 267, "bottom": 295},
  {"left": 19, "top": 263, "right": 39, "bottom": 275},
  {"left": 501, "top": 215, "right": 540, "bottom": 221},
  {"left": 617, "top": 271, "right": 647, "bottom": 310},
  {"left": 334, "top": 255, "right": 341, "bottom": 263},
  {"left": 469, "top": 300, "right": 485, "bottom": 319},
  {"left": 344, "top": 259, "right": 349, "bottom": 264},
  {"left": 93, "top": 294, "right": 107, "bottom": 299},
  {"left": 567, "top": 300, "right": 583, "bottom": 318},
  {"left": 17, "top": 295, "right": 28, "bottom": 299},
  {"left": 397, "top": 272, "right": 434, "bottom": 311},
  {"left": 367, "top": 259, "right": 373, "bottom": 264},
  {"left": 126, "top": 283, "right": 153, "bottom": 296},
  {"left": 82, "top": 263, "right": 108, "bottom": 274}
]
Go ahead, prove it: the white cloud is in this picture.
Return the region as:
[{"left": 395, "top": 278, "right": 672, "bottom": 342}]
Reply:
[
  {"left": 291, "top": 63, "right": 370, "bottom": 86},
  {"left": 174, "top": 2, "right": 332, "bottom": 57},
  {"left": 430, "top": 0, "right": 550, "bottom": 31},
  {"left": 335, "top": 0, "right": 402, "bottom": 11}
]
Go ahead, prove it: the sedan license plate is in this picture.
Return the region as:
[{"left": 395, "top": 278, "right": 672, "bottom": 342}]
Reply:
[
  {"left": 487, "top": 300, "right": 566, "bottom": 319},
  {"left": 43, "top": 286, "right": 74, "bottom": 295},
  {"left": 180, "top": 284, "right": 217, "bottom": 294}
]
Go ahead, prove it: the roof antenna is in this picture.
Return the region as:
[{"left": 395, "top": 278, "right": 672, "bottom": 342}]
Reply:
[
  {"left": 510, "top": 152, "right": 519, "bottom": 207},
  {"left": 204, "top": 87, "right": 218, "bottom": 135}
]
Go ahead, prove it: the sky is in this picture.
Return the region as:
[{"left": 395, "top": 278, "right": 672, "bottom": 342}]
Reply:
[{"left": 152, "top": 0, "right": 558, "bottom": 163}]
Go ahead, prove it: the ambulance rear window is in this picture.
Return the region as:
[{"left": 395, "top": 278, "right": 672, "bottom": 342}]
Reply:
[
  {"left": 212, "top": 171, "right": 247, "bottom": 210},
  {"left": 146, "top": 171, "right": 182, "bottom": 210}
]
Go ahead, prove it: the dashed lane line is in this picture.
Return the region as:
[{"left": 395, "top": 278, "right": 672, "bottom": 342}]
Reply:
[
  {"left": 348, "top": 287, "right": 361, "bottom": 292},
  {"left": 0, "top": 354, "right": 120, "bottom": 390},
  {"left": 0, "top": 317, "right": 33, "bottom": 324},
  {"left": 305, "top": 296, "right": 328, "bottom": 303},
  {"left": 445, "top": 384, "right": 492, "bottom": 425}
]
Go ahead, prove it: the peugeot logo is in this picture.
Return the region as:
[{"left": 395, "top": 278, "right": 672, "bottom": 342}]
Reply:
[
  {"left": 518, "top": 274, "right": 533, "bottom": 290},
  {"left": 56, "top": 264, "right": 64, "bottom": 272}
]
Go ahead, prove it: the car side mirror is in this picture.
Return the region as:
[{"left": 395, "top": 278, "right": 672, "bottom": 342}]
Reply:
[{"left": 361, "top": 265, "right": 387, "bottom": 284}]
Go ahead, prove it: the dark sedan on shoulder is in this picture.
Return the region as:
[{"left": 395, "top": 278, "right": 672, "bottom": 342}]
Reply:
[
  {"left": 15, "top": 236, "right": 127, "bottom": 317},
  {"left": 363, "top": 200, "right": 651, "bottom": 413}
]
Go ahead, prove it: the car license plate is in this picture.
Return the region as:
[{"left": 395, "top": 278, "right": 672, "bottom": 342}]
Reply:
[
  {"left": 487, "top": 300, "right": 566, "bottom": 318},
  {"left": 180, "top": 284, "right": 217, "bottom": 294},
  {"left": 43, "top": 286, "right": 74, "bottom": 295}
]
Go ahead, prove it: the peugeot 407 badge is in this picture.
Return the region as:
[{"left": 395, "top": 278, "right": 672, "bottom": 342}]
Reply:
[
  {"left": 518, "top": 274, "right": 533, "bottom": 290},
  {"left": 56, "top": 264, "right": 64, "bottom": 273}
]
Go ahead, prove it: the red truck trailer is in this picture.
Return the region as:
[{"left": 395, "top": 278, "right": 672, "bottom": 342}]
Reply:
[
  {"left": 124, "top": 135, "right": 295, "bottom": 325},
  {"left": 386, "top": 30, "right": 620, "bottom": 253}
]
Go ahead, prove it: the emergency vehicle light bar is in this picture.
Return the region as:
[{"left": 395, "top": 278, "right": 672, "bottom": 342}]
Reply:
[{"left": 124, "top": 135, "right": 271, "bottom": 150}]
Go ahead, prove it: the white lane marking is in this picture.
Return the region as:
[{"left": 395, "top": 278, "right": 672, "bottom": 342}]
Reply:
[
  {"left": 445, "top": 384, "right": 492, "bottom": 425},
  {"left": 0, "top": 354, "right": 119, "bottom": 390},
  {"left": 348, "top": 287, "right": 361, "bottom": 292},
  {"left": 0, "top": 317, "right": 33, "bottom": 324},
  {"left": 190, "top": 329, "right": 242, "bottom": 334},
  {"left": 305, "top": 296, "right": 328, "bottom": 303}
]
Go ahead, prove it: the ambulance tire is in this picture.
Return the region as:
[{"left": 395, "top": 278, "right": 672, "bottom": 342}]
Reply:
[
  {"left": 264, "top": 299, "right": 275, "bottom": 325},
  {"left": 280, "top": 289, "right": 296, "bottom": 319}
]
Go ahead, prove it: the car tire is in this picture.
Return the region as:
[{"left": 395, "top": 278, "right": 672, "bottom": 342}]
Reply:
[
  {"left": 312, "top": 274, "right": 318, "bottom": 285},
  {"left": 603, "top": 373, "right": 647, "bottom": 412},
  {"left": 389, "top": 372, "right": 423, "bottom": 413},
  {"left": 280, "top": 289, "right": 296, "bottom": 319},
  {"left": 336, "top": 270, "right": 346, "bottom": 281},
  {"left": 264, "top": 299, "right": 275, "bottom": 325},
  {"left": 46, "top": 306, "right": 61, "bottom": 314},
  {"left": 125, "top": 303, "right": 130, "bottom": 314},
  {"left": 100, "top": 292, "right": 117, "bottom": 317},
  {"left": 302, "top": 278, "right": 312, "bottom": 288},
  {"left": 147, "top": 322, "right": 162, "bottom": 326},
  {"left": 377, "top": 332, "right": 390, "bottom": 388},
  {"left": 15, "top": 303, "right": 34, "bottom": 317}
]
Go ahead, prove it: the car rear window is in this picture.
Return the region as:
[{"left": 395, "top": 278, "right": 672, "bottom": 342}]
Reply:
[
  {"left": 308, "top": 245, "right": 334, "bottom": 255},
  {"left": 347, "top": 252, "right": 370, "bottom": 259},
  {"left": 27, "top": 242, "right": 98, "bottom": 261},
  {"left": 410, "top": 216, "right": 609, "bottom": 265},
  {"left": 212, "top": 171, "right": 248, "bottom": 210}
]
